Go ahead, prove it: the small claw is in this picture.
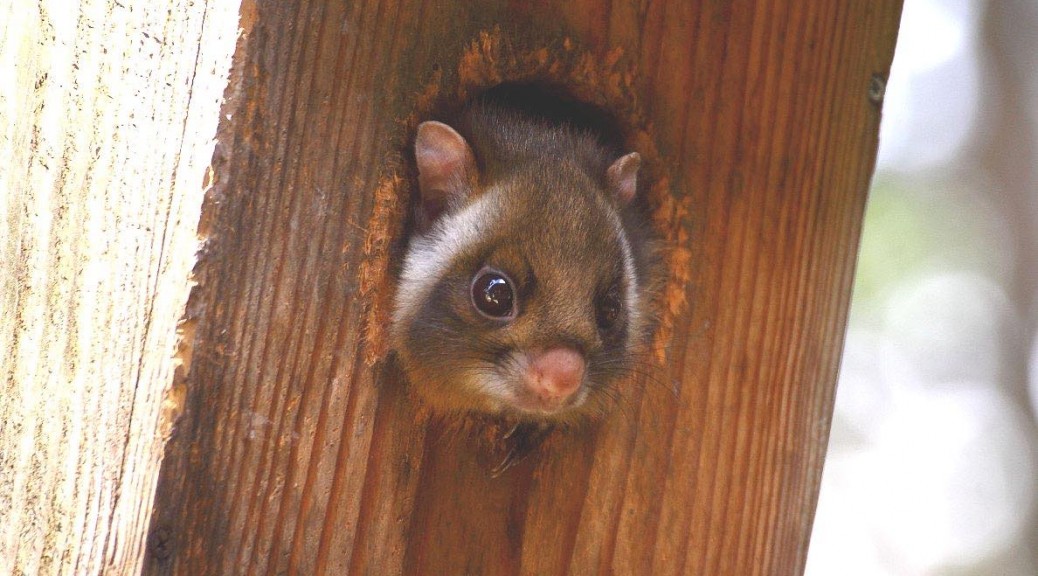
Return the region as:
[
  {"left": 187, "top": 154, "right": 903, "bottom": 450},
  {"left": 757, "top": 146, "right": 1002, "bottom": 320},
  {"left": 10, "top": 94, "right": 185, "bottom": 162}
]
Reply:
[
  {"left": 489, "top": 445, "right": 521, "bottom": 478},
  {"left": 487, "top": 422, "right": 553, "bottom": 478}
]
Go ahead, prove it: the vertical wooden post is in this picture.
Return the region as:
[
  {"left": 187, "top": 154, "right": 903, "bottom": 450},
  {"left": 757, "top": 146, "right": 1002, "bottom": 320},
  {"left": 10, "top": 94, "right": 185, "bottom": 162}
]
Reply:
[
  {"left": 146, "top": 1, "right": 903, "bottom": 575},
  {"left": 0, "top": 1, "right": 239, "bottom": 574}
]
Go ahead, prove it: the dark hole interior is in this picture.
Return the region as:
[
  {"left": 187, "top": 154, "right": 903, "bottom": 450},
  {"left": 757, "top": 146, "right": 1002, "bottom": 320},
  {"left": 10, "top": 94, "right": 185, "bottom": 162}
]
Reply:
[{"left": 469, "top": 82, "right": 628, "bottom": 155}]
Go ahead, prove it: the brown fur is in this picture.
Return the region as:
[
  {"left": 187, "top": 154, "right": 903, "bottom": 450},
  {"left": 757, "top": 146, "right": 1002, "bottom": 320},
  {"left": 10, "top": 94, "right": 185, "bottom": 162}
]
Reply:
[{"left": 392, "top": 97, "right": 661, "bottom": 424}]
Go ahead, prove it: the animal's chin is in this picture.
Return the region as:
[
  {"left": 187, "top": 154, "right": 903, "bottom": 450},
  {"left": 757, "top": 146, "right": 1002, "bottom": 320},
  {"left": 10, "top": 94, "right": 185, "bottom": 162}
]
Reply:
[
  {"left": 490, "top": 347, "right": 590, "bottom": 414},
  {"left": 472, "top": 372, "right": 589, "bottom": 417},
  {"left": 507, "top": 389, "right": 580, "bottom": 415}
]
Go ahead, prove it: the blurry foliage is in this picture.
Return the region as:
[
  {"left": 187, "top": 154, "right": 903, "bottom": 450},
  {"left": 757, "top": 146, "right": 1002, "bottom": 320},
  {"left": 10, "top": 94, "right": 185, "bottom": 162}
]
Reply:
[{"left": 853, "top": 175, "right": 1009, "bottom": 317}]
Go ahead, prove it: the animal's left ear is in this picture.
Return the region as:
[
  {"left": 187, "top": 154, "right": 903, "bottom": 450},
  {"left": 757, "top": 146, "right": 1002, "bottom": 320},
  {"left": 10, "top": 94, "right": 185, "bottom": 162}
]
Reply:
[
  {"left": 606, "top": 152, "right": 641, "bottom": 206},
  {"left": 414, "top": 121, "right": 479, "bottom": 224}
]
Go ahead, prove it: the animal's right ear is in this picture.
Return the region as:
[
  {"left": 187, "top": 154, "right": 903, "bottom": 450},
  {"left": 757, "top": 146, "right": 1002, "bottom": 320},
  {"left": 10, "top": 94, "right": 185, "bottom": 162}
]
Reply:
[{"left": 415, "top": 121, "right": 478, "bottom": 225}]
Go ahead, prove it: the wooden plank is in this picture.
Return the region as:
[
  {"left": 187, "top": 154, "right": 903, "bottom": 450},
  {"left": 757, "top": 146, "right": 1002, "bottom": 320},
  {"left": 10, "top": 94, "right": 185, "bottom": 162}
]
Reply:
[
  {"left": 146, "top": 1, "right": 903, "bottom": 574},
  {"left": 0, "top": 0, "right": 240, "bottom": 573}
]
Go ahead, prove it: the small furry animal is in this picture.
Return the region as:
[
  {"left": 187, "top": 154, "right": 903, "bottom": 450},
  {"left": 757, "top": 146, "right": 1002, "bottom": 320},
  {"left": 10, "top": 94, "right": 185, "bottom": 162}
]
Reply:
[{"left": 391, "top": 96, "right": 658, "bottom": 424}]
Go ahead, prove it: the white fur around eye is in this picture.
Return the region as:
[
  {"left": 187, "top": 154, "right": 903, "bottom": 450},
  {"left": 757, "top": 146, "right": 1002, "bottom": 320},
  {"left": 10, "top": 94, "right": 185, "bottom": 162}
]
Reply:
[
  {"left": 593, "top": 189, "right": 641, "bottom": 337},
  {"left": 615, "top": 223, "right": 639, "bottom": 326},
  {"left": 392, "top": 186, "right": 503, "bottom": 328}
]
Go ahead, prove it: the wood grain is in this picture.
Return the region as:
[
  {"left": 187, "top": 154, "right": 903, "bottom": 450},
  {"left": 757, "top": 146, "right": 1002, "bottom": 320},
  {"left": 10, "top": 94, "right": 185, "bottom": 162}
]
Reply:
[
  {"left": 146, "top": 1, "right": 902, "bottom": 574},
  {"left": 0, "top": 0, "right": 239, "bottom": 574}
]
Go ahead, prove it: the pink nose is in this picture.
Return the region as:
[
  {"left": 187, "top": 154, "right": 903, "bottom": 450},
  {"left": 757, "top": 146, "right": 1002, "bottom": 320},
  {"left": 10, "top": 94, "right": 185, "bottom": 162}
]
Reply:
[{"left": 526, "top": 347, "right": 586, "bottom": 405}]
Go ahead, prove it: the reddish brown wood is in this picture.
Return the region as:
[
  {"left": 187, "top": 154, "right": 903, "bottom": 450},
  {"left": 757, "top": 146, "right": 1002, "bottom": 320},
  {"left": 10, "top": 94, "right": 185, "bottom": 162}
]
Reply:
[{"left": 145, "top": 1, "right": 902, "bottom": 575}]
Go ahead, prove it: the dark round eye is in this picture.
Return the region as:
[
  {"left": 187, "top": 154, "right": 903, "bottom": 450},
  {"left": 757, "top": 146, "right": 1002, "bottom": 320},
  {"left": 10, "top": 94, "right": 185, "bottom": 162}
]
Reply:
[
  {"left": 471, "top": 268, "right": 516, "bottom": 319},
  {"left": 596, "top": 286, "right": 623, "bottom": 330}
]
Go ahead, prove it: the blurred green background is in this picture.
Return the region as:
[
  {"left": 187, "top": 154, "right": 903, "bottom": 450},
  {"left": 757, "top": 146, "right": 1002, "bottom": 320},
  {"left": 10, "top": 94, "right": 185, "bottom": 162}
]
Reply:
[{"left": 806, "top": 1, "right": 1038, "bottom": 575}]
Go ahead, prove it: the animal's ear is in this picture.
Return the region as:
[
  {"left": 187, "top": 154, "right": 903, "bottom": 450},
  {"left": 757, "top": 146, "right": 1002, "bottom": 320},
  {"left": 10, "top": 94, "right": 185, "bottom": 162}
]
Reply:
[
  {"left": 606, "top": 152, "right": 641, "bottom": 206},
  {"left": 415, "top": 121, "right": 478, "bottom": 223}
]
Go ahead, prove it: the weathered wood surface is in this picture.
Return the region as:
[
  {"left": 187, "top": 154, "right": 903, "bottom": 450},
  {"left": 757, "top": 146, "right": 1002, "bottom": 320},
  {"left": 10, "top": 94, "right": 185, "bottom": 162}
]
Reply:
[
  {"left": 147, "top": 1, "right": 902, "bottom": 575},
  {"left": 0, "top": 1, "right": 239, "bottom": 574}
]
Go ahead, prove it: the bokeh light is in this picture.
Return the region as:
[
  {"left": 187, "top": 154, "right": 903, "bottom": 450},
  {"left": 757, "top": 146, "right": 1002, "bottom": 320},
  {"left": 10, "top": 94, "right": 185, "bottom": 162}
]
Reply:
[{"left": 806, "top": 1, "right": 1038, "bottom": 574}]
